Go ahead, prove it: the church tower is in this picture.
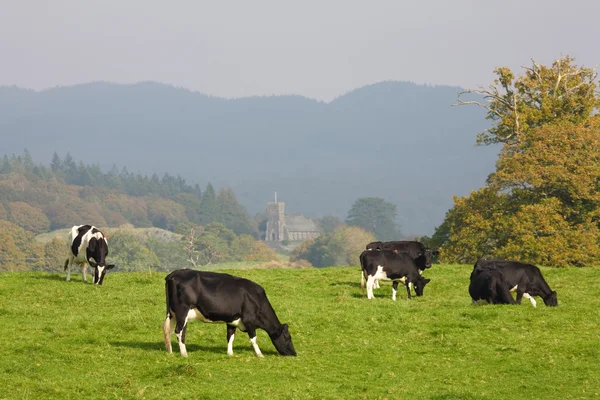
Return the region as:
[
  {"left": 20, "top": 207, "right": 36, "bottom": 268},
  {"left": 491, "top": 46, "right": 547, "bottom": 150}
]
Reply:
[{"left": 265, "top": 192, "right": 285, "bottom": 241}]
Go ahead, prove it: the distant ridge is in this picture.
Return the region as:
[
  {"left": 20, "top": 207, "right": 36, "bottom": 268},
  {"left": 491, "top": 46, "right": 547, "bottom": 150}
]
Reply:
[{"left": 0, "top": 80, "right": 498, "bottom": 235}]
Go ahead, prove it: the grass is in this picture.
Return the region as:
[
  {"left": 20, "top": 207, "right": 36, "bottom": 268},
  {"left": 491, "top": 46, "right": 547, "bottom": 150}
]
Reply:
[{"left": 1, "top": 265, "right": 599, "bottom": 399}]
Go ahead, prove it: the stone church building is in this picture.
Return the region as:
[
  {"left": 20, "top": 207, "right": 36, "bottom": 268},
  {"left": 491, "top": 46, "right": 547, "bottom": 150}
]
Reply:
[{"left": 265, "top": 193, "right": 320, "bottom": 242}]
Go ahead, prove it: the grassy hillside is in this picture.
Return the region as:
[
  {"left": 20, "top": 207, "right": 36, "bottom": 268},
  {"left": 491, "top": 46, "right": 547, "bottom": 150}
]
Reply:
[{"left": 1, "top": 265, "right": 599, "bottom": 399}]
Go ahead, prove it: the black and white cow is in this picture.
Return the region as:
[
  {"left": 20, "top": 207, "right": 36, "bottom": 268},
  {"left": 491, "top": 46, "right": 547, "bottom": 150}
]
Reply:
[
  {"left": 64, "top": 225, "right": 115, "bottom": 285},
  {"left": 365, "top": 240, "right": 438, "bottom": 273},
  {"left": 473, "top": 260, "right": 558, "bottom": 307},
  {"left": 469, "top": 264, "right": 516, "bottom": 305},
  {"left": 360, "top": 250, "right": 431, "bottom": 300},
  {"left": 163, "top": 269, "right": 296, "bottom": 358}
]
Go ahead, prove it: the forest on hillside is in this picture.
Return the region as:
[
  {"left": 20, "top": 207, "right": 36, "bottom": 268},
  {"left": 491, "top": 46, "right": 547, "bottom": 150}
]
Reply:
[{"left": 0, "top": 151, "right": 405, "bottom": 272}]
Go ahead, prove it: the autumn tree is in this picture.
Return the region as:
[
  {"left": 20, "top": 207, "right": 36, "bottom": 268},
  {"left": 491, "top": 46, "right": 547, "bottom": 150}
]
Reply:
[{"left": 439, "top": 56, "right": 600, "bottom": 266}]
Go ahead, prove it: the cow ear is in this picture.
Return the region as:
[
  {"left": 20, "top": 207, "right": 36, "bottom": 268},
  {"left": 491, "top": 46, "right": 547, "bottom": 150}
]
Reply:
[
  {"left": 432, "top": 251, "right": 440, "bottom": 256},
  {"left": 106, "top": 264, "right": 116, "bottom": 270},
  {"left": 88, "top": 238, "right": 97, "bottom": 252},
  {"left": 423, "top": 278, "right": 431, "bottom": 284}
]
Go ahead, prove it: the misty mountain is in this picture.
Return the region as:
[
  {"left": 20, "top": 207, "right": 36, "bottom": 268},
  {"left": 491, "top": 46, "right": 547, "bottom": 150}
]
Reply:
[{"left": 0, "top": 81, "right": 498, "bottom": 235}]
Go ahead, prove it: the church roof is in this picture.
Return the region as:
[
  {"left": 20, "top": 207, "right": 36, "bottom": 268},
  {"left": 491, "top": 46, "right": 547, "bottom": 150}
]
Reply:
[{"left": 285, "top": 215, "right": 320, "bottom": 232}]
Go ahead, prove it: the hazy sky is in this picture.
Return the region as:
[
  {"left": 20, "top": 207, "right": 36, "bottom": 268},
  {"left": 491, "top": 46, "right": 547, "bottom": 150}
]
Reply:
[{"left": 1, "top": 0, "right": 599, "bottom": 101}]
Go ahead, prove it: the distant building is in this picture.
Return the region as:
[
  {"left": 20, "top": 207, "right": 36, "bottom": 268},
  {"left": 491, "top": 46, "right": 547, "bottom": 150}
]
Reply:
[{"left": 265, "top": 193, "right": 320, "bottom": 242}]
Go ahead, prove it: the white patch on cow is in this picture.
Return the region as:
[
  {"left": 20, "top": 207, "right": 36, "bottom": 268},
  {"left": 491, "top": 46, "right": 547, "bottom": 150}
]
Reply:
[
  {"left": 392, "top": 286, "right": 397, "bottom": 301},
  {"left": 187, "top": 308, "right": 213, "bottom": 323},
  {"left": 227, "top": 333, "right": 235, "bottom": 355},
  {"left": 510, "top": 285, "right": 518, "bottom": 292},
  {"left": 95, "top": 266, "right": 105, "bottom": 284},
  {"left": 523, "top": 293, "right": 537, "bottom": 307},
  {"left": 408, "top": 282, "right": 414, "bottom": 293},
  {"left": 250, "top": 336, "right": 264, "bottom": 358},
  {"left": 177, "top": 315, "right": 189, "bottom": 357},
  {"left": 228, "top": 318, "right": 246, "bottom": 331},
  {"left": 367, "top": 265, "right": 409, "bottom": 300}
]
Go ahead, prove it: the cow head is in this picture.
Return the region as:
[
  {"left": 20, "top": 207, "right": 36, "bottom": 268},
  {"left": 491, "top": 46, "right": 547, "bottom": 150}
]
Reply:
[
  {"left": 414, "top": 277, "right": 431, "bottom": 296},
  {"left": 543, "top": 291, "right": 558, "bottom": 307},
  {"left": 270, "top": 323, "right": 296, "bottom": 356},
  {"left": 418, "top": 249, "right": 438, "bottom": 269},
  {"left": 86, "top": 237, "right": 115, "bottom": 285}
]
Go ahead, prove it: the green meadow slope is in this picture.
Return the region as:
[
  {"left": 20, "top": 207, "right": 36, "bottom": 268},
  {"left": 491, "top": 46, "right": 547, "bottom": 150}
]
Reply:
[{"left": 1, "top": 265, "right": 599, "bottom": 399}]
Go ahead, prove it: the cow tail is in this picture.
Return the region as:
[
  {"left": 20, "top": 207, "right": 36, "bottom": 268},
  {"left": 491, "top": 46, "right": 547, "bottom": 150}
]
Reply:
[
  {"left": 63, "top": 259, "right": 69, "bottom": 271},
  {"left": 165, "top": 278, "right": 173, "bottom": 319}
]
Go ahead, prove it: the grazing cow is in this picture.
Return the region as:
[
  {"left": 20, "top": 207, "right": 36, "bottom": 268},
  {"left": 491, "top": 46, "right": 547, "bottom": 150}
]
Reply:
[
  {"left": 469, "top": 265, "right": 516, "bottom": 305},
  {"left": 473, "top": 260, "right": 558, "bottom": 307},
  {"left": 360, "top": 250, "right": 430, "bottom": 300},
  {"left": 365, "top": 240, "right": 438, "bottom": 273},
  {"left": 64, "top": 225, "right": 115, "bottom": 285},
  {"left": 163, "top": 269, "right": 296, "bottom": 358}
]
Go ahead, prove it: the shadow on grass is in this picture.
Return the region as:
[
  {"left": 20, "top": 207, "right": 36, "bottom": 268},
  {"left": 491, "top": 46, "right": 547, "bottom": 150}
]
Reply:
[
  {"left": 329, "top": 281, "right": 361, "bottom": 288},
  {"left": 31, "top": 274, "right": 67, "bottom": 282},
  {"left": 109, "top": 341, "right": 279, "bottom": 356}
]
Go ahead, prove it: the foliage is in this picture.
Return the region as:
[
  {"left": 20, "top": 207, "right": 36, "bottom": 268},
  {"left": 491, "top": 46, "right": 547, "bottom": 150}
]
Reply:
[
  {"left": 198, "top": 183, "right": 220, "bottom": 226},
  {"left": 185, "top": 223, "right": 278, "bottom": 267},
  {"left": 217, "top": 188, "right": 258, "bottom": 237},
  {"left": 106, "top": 228, "right": 161, "bottom": 272},
  {"left": 291, "top": 226, "right": 375, "bottom": 267},
  {"left": 0, "top": 220, "right": 43, "bottom": 271},
  {"left": 440, "top": 57, "right": 600, "bottom": 267},
  {"left": 316, "top": 215, "right": 344, "bottom": 234},
  {"left": 1, "top": 266, "right": 599, "bottom": 399},
  {"left": 345, "top": 197, "right": 399, "bottom": 240},
  {"left": 7, "top": 201, "right": 51, "bottom": 234},
  {"left": 43, "top": 237, "right": 67, "bottom": 272},
  {"left": 456, "top": 56, "right": 599, "bottom": 146},
  {"left": 0, "top": 152, "right": 255, "bottom": 237}
]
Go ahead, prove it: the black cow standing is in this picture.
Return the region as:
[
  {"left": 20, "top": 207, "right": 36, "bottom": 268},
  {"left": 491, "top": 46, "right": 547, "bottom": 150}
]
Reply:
[
  {"left": 473, "top": 260, "right": 558, "bottom": 307},
  {"left": 365, "top": 240, "right": 438, "bottom": 273},
  {"left": 469, "top": 264, "right": 516, "bottom": 305},
  {"left": 360, "top": 250, "right": 430, "bottom": 300},
  {"left": 64, "top": 224, "right": 115, "bottom": 285},
  {"left": 163, "top": 269, "right": 296, "bottom": 358}
]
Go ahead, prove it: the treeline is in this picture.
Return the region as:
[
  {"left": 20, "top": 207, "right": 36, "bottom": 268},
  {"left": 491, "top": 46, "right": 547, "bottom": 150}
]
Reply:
[{"left": 0, "top": 150, "right": 257, "bottom": 236}]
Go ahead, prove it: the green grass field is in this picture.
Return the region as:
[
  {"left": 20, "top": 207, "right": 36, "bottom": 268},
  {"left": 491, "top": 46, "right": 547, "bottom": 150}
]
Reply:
[{"left": 1, "top": 265, "right": 599, "bottom": 399}]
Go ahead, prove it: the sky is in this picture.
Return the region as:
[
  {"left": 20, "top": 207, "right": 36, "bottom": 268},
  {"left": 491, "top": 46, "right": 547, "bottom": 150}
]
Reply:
[{"left": 1, "top": 0, "right": 599, "bottom": 102}]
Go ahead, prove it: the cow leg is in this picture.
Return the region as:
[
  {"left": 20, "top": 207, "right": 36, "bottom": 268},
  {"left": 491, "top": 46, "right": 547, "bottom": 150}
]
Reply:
[
  {"left": 245, "top": 325, "right": 264, "bottom": 358},
  {"left": 366, "top": 275, "right": 376, "bottom": 299},
  {"left": 515, "top": 289, "right": 525, "bottom": 304},
  {"left": 163, "top": 313, "right": 175, "bottom": 353},
  {"left": 360, "top": 272, "right": 366, "bottom": 296},
  {"left": 65, "top": 256, "right": 74, "bottom": 281},
  {"left": 522, "top": 293, "right": 537, "bottom": 308},
  {"left": 408, "top": 282, "right": 414, "bottom": 296},
  {"left": 405, "top": 281, "right": 412, "bottom": 300},
  {"left": 373, "top": 279, "right": 380, "bottom": 289},
  {"left": 174, "top": 308, "right": 190, "bottom": 357},
  {"left": 226, "top": 325, "right": 236, "bottom": 356},
  {"left": 391, "top": 281, "right": 398, "bottom": 301},
  {"left": 82, "top": 263, "right": 88, "bottom": 283}
]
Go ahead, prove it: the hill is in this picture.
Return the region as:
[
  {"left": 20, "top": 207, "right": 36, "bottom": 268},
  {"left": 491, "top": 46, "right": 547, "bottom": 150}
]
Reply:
[{"left": 0, "top": 81, "right": 499, "bottom": 235}]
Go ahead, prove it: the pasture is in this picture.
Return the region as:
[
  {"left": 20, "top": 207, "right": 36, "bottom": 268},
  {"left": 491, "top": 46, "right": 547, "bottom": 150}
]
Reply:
[{"left": 1, "top": 265, "right": 599, "bottom": 399}]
